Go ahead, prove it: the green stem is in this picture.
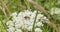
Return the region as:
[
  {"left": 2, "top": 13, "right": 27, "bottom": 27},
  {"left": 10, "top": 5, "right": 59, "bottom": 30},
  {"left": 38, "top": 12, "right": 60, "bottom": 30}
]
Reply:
[{"left": 32, "top": 10, "right": 38, "bottom": 32}]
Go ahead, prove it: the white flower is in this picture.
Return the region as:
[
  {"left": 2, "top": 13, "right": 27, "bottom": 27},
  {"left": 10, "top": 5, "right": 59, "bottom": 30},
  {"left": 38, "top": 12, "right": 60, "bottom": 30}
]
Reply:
[
  {"left": 23, "top": 10, "right": 32, "bottom": 17},
  {"left": 6, "top": 20, "right": 14, "bottom": 27},
  {"left": 37, "top": 14, "right": 44, "bottom": 19},
  {"left": 35, "top": 28, "right": 42, "bottom": 32},
  {"left": 22, "top": 25, "right": 28, "bottom": 29},
  {"left": 7, "top": 27, "right": 15, "bottom": 32},
  {"left": 27, "top": 26, "right": 32, "bottom": 31},
  {"left": 6, "top": 10, "right": 48, "bottom": 32},
  {"left": 17, "top": 12, "right": 23, "bottom": 17},
  {"left": 15, "top": 20, "right": 24, "bottom": 28},
  {"left": 15, "top": 29, "right": 22, "bottom": 32},
  {"left": 15, "top": 23, "right": 22, "bottom": 29},
  {"left": 50, "top": 7, "right": 60, "bottom": 15},
  {"left": 36, "top": 22, "right": 43, "bottom": 27}
]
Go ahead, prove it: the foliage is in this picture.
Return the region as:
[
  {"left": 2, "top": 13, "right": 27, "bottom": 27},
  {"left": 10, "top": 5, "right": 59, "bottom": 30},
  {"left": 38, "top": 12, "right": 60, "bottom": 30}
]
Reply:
[{"left": 0, "top": 0, "right": 60, "bottom": 32}]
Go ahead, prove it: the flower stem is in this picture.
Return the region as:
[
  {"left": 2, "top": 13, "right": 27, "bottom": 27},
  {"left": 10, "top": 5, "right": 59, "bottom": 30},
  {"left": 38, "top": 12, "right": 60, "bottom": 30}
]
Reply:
[{"left": 32, "top": 10, "right": 38, "bottom": 32}]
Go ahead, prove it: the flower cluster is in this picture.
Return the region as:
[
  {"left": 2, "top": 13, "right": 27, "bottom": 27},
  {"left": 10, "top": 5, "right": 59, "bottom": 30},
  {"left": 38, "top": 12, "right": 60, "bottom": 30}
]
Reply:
[
  {"left": 50, "top": 7, "right": 60, "bottom": 15},
  {"left": 6, "top": 10, "right": 48, "bottom": 32}
]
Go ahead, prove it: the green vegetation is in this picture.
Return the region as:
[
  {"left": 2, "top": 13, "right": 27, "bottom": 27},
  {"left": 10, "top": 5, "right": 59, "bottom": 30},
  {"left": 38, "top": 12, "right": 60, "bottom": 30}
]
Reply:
[{"left": 0, "top": 0, "right": 60, "bottom": 32}]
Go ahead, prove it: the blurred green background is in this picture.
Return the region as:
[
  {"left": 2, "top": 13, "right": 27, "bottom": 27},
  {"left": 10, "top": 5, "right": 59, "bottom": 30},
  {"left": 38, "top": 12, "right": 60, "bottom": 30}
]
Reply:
[{"left": 0, "top": 0, "right": 60, "bottom": 32}]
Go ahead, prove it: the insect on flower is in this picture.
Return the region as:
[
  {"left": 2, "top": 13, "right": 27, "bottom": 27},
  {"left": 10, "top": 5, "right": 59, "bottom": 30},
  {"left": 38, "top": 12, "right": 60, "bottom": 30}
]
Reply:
[{"left": 24, "top": 16, "right": 30, "bottom": 20}]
